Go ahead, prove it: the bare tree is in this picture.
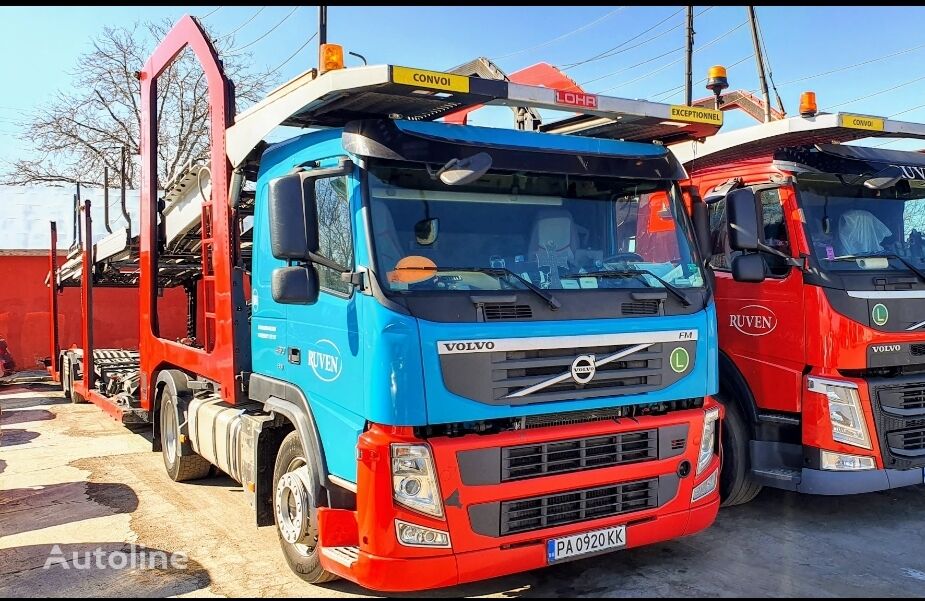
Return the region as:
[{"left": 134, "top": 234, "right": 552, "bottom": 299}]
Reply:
[{"left": 4, "top": 19, "right": 274, "bottom": 189}]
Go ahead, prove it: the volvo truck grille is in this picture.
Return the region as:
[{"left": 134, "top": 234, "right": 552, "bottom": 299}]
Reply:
[
  {"left": 467, "top": 474, "right": 680, "bottom": 537},
  {"left": 438, "top": 331, "right": 697, "bottom": 406},
  {"left": 870, "top": 377, "right": 925, "bottom": 468},
  {"left": 456, "top": 424, "right": 688, "bottom": 486},
  {"left": 501, "top": 430, "right": 658, "bottom": 481},
  {"left": 501, "top": 479, "right": 658, "bottom": 534}
]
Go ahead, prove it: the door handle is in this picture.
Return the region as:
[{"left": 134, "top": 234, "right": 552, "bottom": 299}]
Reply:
[{"left": 288, "top": 348, "right": 301, "bottom": 365}]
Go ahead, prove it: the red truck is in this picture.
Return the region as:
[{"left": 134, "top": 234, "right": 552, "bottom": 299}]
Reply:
[{"left": 671, "top": 97, "right": 925, "bottom": 504}]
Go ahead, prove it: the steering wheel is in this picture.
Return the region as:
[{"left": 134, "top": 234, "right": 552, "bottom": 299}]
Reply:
[{"left": 602, "top": 252, "right": 644, "bottom": 265}]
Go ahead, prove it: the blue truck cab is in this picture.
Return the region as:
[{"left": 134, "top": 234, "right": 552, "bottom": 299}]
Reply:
[{"left": 243, "top": 108, "right": 723, "bottom": 588}]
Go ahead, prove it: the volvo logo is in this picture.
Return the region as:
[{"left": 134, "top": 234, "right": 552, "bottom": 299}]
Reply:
[
  {"left": 570, "top": 354, "right": 597, "bottom": 385},
  {"left": 441, "top": 341, "right": 496, "bottom": 352},
  {"left": 872, "top": 344, "right": 901, "bottom": 353}
]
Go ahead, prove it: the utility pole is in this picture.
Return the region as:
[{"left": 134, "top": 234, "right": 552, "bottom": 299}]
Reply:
[
  {"left": 748, "top": 6, "right": 772, "bottom": 123},
  {"left": 685, "top": 6, "right": 694, "bottom": 106}
]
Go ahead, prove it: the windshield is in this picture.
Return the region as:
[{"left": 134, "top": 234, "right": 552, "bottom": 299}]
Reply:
[
  {"left": 367, "top": 162, "right": 704, "bottom": 294},
  {"left": 799, "top": 176, "right": 925, "bottom": 272}
]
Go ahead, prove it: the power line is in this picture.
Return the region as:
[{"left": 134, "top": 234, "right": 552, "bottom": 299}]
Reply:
[
  {"left": 568, "top": 6, "right": 715, "bottom": 71},
  {"left": 744, "top": 41, "right": 925, "bottom": 98},
  {"left": 492, "top": 6, "right": 628, "bottom": 61},
  {"left": 823, "top": 73, "right": 925, "bottom": 111},
  {"left": 226, "top": 6, "right": 299, "bottom": 55},
  {"left": 891, "top": 102, "right": 925, "bottom": 119},
  {"left": 578, "top": 46, "right": 684, "bottom": 88},
  {"left": 594, "top": 20, "right": 748, "bottom": 95},
  {"left": 199, "top": 6, "right": 222, "bottom": 20},
  {"left": 217, "top": 6, "right": 265, "bottom": 41},
  {"left": 269, "top": 32, "right": 318, "bottom": 76},
  {"left": 560, "top": 7, "right": 686, "bottom": 69}
]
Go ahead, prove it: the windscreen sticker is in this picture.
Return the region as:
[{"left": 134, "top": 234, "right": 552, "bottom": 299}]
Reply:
[
  {"left": 825, "top": 246, "right": 835, "bottom": 260},
  {"left": 872, "top": 303, "right": 889, "bottom": 326}
]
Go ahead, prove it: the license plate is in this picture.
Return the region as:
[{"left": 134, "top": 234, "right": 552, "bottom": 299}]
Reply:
[{"left": 546, "top": 525, "right": 626, "bottom": 564}]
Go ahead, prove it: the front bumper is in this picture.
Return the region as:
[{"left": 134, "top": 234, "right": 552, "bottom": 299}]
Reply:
[
  {"left": 797, "top": 466, "right": 924, "bottom": 495},
  {"left": 316, "top": 400, "right": 721, "bottom": 592},
  {"left": 319, "top": 497, "right": 719, "bottom": 592}
]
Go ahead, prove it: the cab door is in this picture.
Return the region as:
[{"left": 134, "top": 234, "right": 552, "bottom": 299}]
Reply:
[
  {"left": 284, "top": 168, "right": 366, "bottom": 482},
  {"left": 710, "top": 186, "right": 806, "bottom": 413}
]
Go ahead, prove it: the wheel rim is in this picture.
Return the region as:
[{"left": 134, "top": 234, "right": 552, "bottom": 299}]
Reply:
[
  {"left": 163, "top": 399, "right": 178, "bottom": 466},
  {"left": 275, "top": 457, "right": 316, "bottom": 556}
]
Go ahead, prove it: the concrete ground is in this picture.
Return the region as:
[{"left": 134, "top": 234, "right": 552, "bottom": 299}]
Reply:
[{"left": 2, "top": 385, "right": 925, "bottom": 598}]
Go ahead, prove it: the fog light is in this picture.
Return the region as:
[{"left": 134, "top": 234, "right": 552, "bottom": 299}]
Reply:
[
  {"left": 691, "top": 468, "right": 718, "bottom": 502},
  {"left": 820, "top": 450, "right": 876, "bottom": 471},
  {"left": 395, "top": 519, "right": 451, "bottom": 548}
]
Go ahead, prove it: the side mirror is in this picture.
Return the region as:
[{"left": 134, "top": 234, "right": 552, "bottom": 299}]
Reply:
[
  {"left": 688, "top": 189, "right": 712, "bottom": 261},
  {"left": 731, "top": 253, "right": 766, "bottom": 283},
  {"left": 726, "top": 188, "right": 760, "bottom": 251},
  {"left": 271, "top": 266, "right": 320, "bottom": 304},
  {"left": 268, "top": 173, "right": 319, "bottom": 260}
]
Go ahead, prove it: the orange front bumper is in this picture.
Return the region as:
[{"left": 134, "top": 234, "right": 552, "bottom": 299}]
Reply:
[
  {"left": 319, "top": 496, "right": 719, "bottom": 592},
  {"left": 317, "top": 399, "right": 722, "bottom": 592}
]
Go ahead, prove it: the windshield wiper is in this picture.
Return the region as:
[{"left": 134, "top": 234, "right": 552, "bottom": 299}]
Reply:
[
  {"left": 830, "top": 253, "right": 925, "bottom": 283},
  {"left": 566, "top": 268, "right": 692, "bottom": 306},
  {"left": 439, "top": 266, "right": 561, "bottom": 311}
]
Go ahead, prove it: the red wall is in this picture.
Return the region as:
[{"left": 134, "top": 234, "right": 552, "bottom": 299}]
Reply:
[{"left": 0, "top": 254, "right": 188, "bottom": 370}]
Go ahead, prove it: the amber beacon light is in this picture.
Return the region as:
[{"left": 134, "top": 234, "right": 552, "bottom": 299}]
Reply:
[
  {"left": 705, "top": 65, "right": 728, "bottom": 108},
  {"left": 800, "top": 91, "right": 818, "bottom": 117},
  {"left": 319, "top": 43, "right": 345, "bottom": 74}
]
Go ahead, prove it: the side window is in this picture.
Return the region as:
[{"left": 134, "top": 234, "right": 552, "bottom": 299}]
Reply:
[
  {"left": 758, "top": 188, "right": 792, "bottom": 277},
  {"left": 315, "top": 176, "right": 354, "bottom": 295},
  {"left": 707, "top": 197, "right": 734, "bottom": 271}
]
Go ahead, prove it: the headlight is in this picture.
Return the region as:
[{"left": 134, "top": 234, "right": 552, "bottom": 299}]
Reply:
[
  {"left": 820, "top": 450, "right": 876, "bottom": 471},
  {"left": 692, "top": 468, "right": 718, "bottom": 502},
  {"left": 697, "top": 406, "right": 720, "bottom": 475},
  {"left": 391, "top": 443, "right": 444, "bottom": 518},
  {"left": 807, "top": 377, "right": 871, "bottom": 449}
]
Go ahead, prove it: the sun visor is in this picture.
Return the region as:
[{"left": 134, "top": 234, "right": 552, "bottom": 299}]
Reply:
[
  {"left": 775, "top": 143, "right": 925, "bottom": 179},
  {"left": 342, "top": 119, "right": 686, "bottom": 180}
]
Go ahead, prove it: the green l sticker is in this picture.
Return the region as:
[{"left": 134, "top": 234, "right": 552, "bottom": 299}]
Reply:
[
  {"left": 872, "top": 303, "right": 889, "bottom": 326},
  {"left": 670, "top": 347, "right": 690, "bottom": 373}
]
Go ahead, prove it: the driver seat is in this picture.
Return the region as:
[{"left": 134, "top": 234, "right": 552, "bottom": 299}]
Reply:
[{"left": 527, "top": 209, "right": 580, "bottom": 265}]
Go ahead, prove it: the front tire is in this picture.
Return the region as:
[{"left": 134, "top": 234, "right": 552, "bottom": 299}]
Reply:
[
  {"left": 159, "top": 388, "right": 211, "bottom": 482},
  {"left": 719, "top": 400, "right": 763, "bottom": 507},
  {"left": 273, "top": 430, "right": 338, "bottom": 584},
  {"left": 66, "top": 358, "right": 87, "bottom": 404}
]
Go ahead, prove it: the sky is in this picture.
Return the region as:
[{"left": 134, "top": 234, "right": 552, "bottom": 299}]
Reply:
[{"left": 2, "top": 4, "right": 925, "bottom": 173}]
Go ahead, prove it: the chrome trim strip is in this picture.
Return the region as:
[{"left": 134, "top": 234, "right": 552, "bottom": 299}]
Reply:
[
  {"left": 328, "top": 475, "right": 358, "bottom": 493},
  {"left": 847, "top": 290, "right": 925, "bottom": 299},
  {"left": 907, "top": 319, "right": 925, "bottom": 331},
  {"left": 437, "top": 330, "right": 697, "bottom": 354},
  {"left": 504, "top": 343, "right": 654, "bottom": 399},
  {"left": 807, "top": 376, "right": 859, "bottom": 391}
]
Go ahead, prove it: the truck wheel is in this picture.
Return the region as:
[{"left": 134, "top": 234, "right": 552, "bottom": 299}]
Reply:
[
  {"left": 720, "top": 400, "right": 762, "bottom": 507},
  {"left": 67, "top": 360, "right": 87, "bottom": 404},
  {"left": 273, "top": 430, "right": 338, "bottom": 584},
  {"left": 159, "top": 388, "right": 211, "bottom": 482},
  {"left": 61, "top": 358, "right": 71, "bottom": 400}
]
